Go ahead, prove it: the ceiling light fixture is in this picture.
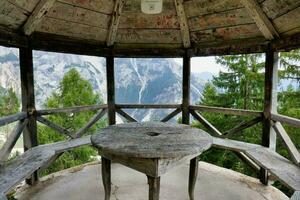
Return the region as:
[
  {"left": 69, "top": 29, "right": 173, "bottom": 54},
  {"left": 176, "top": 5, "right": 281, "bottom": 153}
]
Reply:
[{"left": 141, "top": 0, "right": 163, "bottom": 14}]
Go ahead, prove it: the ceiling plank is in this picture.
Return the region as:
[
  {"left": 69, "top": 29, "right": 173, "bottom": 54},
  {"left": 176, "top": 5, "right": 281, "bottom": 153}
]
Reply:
[
  {"left": 23, "top": 0, "right": 57, "bottom": 36},
  {"left": 240, "top": 0, "right": 279, "bottom": 40},
  {"left": 174, "top": 0, "right": 191, "bottom": 48},
  {"left": 107, "top": 0, "right": 125, "bottom": 46}
]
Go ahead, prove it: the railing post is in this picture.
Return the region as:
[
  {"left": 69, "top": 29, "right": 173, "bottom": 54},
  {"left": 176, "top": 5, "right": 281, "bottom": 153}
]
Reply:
[
  {"left": 19, "top": 47, "right": 38, "bottom": 184},
  {"left": 106, "top": 52, "right": 116, "bottom": 125},
  {"left": 182, "top": 53, "right": 191, "bottom": 125},
  {"left": 261, "top": 43, "right": 278, "bottom": 184}
]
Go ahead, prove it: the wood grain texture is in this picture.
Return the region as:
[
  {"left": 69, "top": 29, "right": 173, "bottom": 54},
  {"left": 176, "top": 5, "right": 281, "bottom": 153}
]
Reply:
[
  {"left": 107, "top": 0, "right": 125, "bottom": 46},
  {"left": 0, "top": 112, "right": 27, "bottom": 127},
  {"left": 37, "top": 104, "right": 107, "bottom": 115},
  {"left": 240, "top": 0, "right": 279, "bottom": 40},
  {"left": 245, "top": 147, "right": 300, "bottom": 191},
  {"left": 190, "top": 105, "right": 262, "bottom": 117},
  {"left": 271, "top": 113, "right": 300, "bottom": 128},
  {"left": 0, "top": 136, "right": 91, "bottom": 195},
  {"left": 261, "top": 0, "right": 300, "bottom": 20},
  {"left": 0, "top": 120, "right": 27, "bottom": 163},
  {"left": 23, "top": 0, "right": 57, "bottom": 35},
  {"left": 92, "top": 122, "right": 212, "bottom": 159},
  {"left": 188, "top": 8, "right": 254, "bottom": 32},
  {"left": 58, "top": 0, "right": 114, "bottom": 14},
  {"left": 148, "top": 176, "right": 160, "bottom": 200},
  {"left": 273, "top": 122, "right": 300, "bottom": 166},
  {"left": 37, "top": 17, "right": 108, "bottom": 42},
  {"left": 0, "top": 1, "right": 28, "bottom": 29},
  {"left": 174, "top": 0, "right": 191, "bottom": 48},
  {"left": 47, "top": 1, "right": 110, "bottom": 29}
]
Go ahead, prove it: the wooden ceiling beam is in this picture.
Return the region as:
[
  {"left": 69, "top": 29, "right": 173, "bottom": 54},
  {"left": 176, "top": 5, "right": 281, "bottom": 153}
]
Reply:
[
  {"left": 107, "top": 0, "right": 125, "bottom": 47},
  {"left": 174, "top": 0, "right": 191, "bottom": 48},
  {"left": 23, "top": 0, "right": 57, "bottom": 36},
  {"left": 240, "top": 0, "right": 279, "bottom": 40}
]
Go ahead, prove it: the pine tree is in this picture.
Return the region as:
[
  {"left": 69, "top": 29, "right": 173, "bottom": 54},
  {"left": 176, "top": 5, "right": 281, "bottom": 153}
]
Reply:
[{"left": 38, "top": 68, "right": 106, "bottom": 175}]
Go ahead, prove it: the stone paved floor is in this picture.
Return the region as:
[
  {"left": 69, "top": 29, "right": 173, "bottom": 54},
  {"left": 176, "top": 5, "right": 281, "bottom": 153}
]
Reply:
[{"left": 15, "top": 161, "right": 288, "bottom": 200}]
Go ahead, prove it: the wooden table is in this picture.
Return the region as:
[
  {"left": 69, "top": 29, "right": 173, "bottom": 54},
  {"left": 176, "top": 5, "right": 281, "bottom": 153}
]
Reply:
[{"left": 91, "top": 122, "right": 212, "bottom": 200}]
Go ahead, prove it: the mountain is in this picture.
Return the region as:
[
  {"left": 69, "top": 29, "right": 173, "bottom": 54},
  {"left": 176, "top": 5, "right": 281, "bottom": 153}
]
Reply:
[{"left": 0, "top": 46, "right": 207, "bottom": 121}]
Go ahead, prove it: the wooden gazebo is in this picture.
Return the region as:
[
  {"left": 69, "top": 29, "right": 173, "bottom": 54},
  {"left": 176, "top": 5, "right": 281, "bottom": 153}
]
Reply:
[{"left": 0, "top": 0, "right": 300, "bottom": 199}]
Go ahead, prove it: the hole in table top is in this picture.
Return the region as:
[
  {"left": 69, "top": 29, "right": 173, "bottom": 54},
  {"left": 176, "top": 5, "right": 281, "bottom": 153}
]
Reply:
[{"left": 146, "top": 132, "right": 161, "bottom": 137}]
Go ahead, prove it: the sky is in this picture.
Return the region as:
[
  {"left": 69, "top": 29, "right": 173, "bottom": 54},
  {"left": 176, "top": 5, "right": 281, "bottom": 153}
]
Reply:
[{"left": 174, "top": 56, "right": 224, "bottom": 74}]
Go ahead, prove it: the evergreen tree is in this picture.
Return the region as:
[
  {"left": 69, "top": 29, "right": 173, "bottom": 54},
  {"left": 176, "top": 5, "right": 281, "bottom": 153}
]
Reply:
[
  {"left": 38, "top": 69, "right": 106, "bottom": 175},
  {"left": 0, "top": 88, "right": 20, "bottom": 116}
]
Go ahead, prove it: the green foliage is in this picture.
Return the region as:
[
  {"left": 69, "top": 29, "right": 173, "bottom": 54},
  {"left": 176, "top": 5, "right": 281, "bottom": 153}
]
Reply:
[
  {"left": 38, "top": 68, "right": 106, "bottom": 176},
  {"left": 195, "top": 51, "right": 300, "bottom": 195},
  {"left": 0, "top": 88, "right": 20, "bottom": 116}
]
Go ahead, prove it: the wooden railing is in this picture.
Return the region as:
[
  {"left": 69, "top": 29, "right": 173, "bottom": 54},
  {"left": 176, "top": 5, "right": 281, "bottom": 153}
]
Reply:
[{"left": 0, "top": 103, "right": 299, "bottom": 176}]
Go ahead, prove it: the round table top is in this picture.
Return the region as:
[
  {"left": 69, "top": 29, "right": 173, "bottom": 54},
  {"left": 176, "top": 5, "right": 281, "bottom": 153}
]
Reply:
[{"left": 91, "top": 122, "right": 212, "bottom": 159}]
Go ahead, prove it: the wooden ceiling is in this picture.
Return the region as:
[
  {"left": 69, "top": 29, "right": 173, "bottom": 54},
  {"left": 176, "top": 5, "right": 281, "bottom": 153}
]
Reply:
[{"left": 0, "top": 0, "right": 300, "bottom": 57}]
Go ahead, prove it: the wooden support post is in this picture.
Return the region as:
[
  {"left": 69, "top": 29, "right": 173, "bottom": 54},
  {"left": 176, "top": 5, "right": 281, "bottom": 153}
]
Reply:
[
  {"left": 182, "top": 54, "right": 191, "bottom": 125},
  {"left": 19, "top": 47, "right": 38, "bottom": 184},
  {"left": 261, "top": 44, "right": 278, "bottom": 184},
  {"left": 106, "top": 53, "right": 116, "bottom": 125}
]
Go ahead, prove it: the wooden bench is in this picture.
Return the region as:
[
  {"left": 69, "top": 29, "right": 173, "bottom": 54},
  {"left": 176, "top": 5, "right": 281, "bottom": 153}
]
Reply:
[
  {"left": 213, "top": 137, "right": 300, "bottom": 199},
  {"left": 0, "top": 136, "right": 91, "bottom": 199}
]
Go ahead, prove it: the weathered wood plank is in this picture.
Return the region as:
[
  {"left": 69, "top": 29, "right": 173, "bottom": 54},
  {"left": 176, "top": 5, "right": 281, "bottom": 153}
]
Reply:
[
  {"left": 160, "top": 108, "right": 181, "bottom": 122},
  {"left": 119, "top": 12, "right": 179, "bottom": 29},
  {"left": 75, "top": 108, "right": 107, "bottom": 138},
  {"left": 58, "top": 0, "right": 114, "bottom": 14},
  {"left": 37, "top": 17, "right": 108, "bottom": 42},
  {"left": 223, "top": 117, "right": 262, "bottom": 136},
  {"left": 116, "top": 104, "right": 181, "bottom": 109},
  {"left": 116, "top": 109, "right": 138, "bottom": 122},
  {"left": 245, "top": 147, "right": 300, "bottom": 191},
  {"left": 291, "top": 191, "right": 300, "bottom": 200},
  {"left": 23, "top": 0, "right": 57, "bottom": 35},
  {"left": 37, "top": 104, "right": 107, "bottom": 115},
  {"left": 273, "top": 122, "right": 300, "bottom": 166},
  {"left": 190, "top": 110, "right": 222, "bottom": 136},
  {"left": 47, "top": 1, "right": 110, "bottom": 29},
  {"left": 212, "top": 137, "right": 261, "bottom": 152},
  {"left": 189, "top": 8, "right": 254, "bottom": 32},
  {"left": 271, "top": 113, "right": 300, "bottom": 128},
  {"left": 174, "top": 0, "right": 191, "bottom": 48},
  {"left": 91, "top": 122, "right": 213, "bottom": 159},
  {"left": 0, "top": 120, "right": 27, "bottom": 163},
  {"left": 0, "top": 0, "right": 28, "bottom": 29},
  {"left": 190, "top": 105, "right": 262, "bottom": 117},
  {"left": 261, "top": 0, "right": 300, "bottom": 20},
  {"left": 0, "top": 146, "right": 55, "bottom": 194},
  {"left": 36, "top": 116, "right": 74, "bottom": 138},
  {"left": 0, "top": 136, "right": 91, "bottom": 195},
  {"left": 273, "top": 7, "right": 300, "bottom": 35},
  {"left": 0, "top": 112, "right": 27, "bottom": 127},
  {"left": 240, "top": 0, "right": 279, "bottom": 40},
  {"left": 107, "top": 0, "right": 125, "bottom": 46},
  {"left": 6, "top": 0, "right": 39, "bottom": 13},
  {"left": 190, "top": 24, "right": 262, "bottom": 43},
  {"left": 116, "top": 29, "right": 182, "bottom": 44},
  {"left": 184, "top": 0, "right": 243, "bottom": 18}
]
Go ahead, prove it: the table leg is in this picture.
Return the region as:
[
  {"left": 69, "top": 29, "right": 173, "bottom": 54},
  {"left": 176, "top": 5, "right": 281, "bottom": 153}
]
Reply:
[
  {"left": 101, "top": 157, "right": 111, "bottom": 200},
  {"left": 188, "top": 157, "right": 198, "bottom": 200},
  {"left": 147, "top": 175, "right": 160, "bottom": 200}
]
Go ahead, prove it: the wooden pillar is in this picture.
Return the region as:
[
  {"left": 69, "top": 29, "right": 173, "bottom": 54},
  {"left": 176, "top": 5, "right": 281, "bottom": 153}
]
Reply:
[
  {"left": 19, "top": 47, "right": 38, "bottom": 184},
  {"left": 182, "top": 54, "right": 191, "bottom": 125},
  {"left": 106, "top": 53, "right": 116, "bottom": 125},
  {"left": 261, "top": 44, "right": 278, "bottom": 184}
]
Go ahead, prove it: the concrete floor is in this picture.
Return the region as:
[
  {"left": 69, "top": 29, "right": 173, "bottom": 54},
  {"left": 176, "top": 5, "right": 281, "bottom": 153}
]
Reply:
[{"left": 15, "top": 162, "right": 288, "bottom": 200}]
